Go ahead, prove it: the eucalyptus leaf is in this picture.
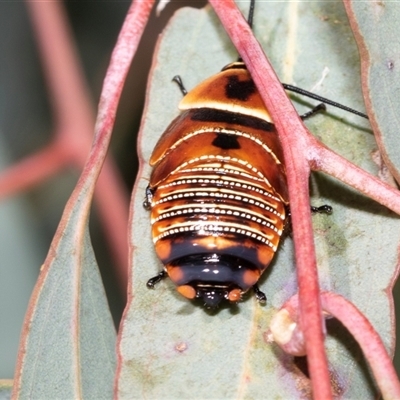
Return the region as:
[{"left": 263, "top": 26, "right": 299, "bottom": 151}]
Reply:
[
  {"left": 346, "top": 1, "right": 400, "bottom": 183},
  {"left": 118, "top": 2, "right": 399, "bottom": 398},
  {"left": 13, "top": 203, "right": 116, "bottom": 399}
]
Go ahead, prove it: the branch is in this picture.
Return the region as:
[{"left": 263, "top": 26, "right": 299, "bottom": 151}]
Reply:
[
  {"left": 272, "top": 292, "right": 400, "bottom": 398},
  {"left": 0, "top": 142, "right": 68, "bottom": 198},
  {"left": 208, "top": 0, "right": 332, "bottom": 397},
  {"left": 320, "top": 292, "right": 400, "bottom": 400},
  {"left": 309, "top": 141, "right": 400, "bottom": 214}
]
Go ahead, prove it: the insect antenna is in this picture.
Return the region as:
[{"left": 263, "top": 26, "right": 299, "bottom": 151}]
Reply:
[
  {"left": 242, "top": 0, "right": 368, "bottom": 120},
  {"left": 282, "top": 83, "right": 369, "bottom": 120},
  {"left": 247, "top": 0, "right": 255, "bottom": 29}
]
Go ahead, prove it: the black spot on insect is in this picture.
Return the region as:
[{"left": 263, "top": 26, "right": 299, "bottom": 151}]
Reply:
[
  {"left": 225, "top": 75, "right": 256, "bottom": 101},
  {"left": 190, "top": 108, "right": 274, "bottom": 132},
  {"left": 212, "top": 133, "right": 241, "bottom": 149}
]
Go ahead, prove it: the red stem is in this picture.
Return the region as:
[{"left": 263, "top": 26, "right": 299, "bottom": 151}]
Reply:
[
  {"left": 113, "top": 0, "right": 157, "bottom": 389},
  {"left": 87, "top": 0, "right": 155, "bottom": 292},
  {"left": 26, "top": 0, "right": 93, "bottom": 136},
  {"left": 208, "top": 1, "right": 332, "bottom": 397},
  {"left": 0, "top": 142, "right": 68, "bottom": 198},
  {"left": 281, "top": 292, "right": 400, "bottom": 397},
  {"left": 310, "top": 141, "right": 400, "bottom": 214},
  {"left": 320, "top": 292, "right": 400, "bottom": 399}
]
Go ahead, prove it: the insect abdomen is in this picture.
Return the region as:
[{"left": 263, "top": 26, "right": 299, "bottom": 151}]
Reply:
[
  {"left": 147, "top": 63, "right": 289, "bottom": 306},
  {"left": 152, "top": 154, "right": 286, "bottom": 269},
  {"left": 149, "top": 107, "right": 288, "bottom": 292}
]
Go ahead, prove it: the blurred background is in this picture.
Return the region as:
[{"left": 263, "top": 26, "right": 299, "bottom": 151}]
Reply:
[
  {"left": 0, "top": 0, "right": 207, "bottom": 379},
  {"left": 0, "top": 0, "right": 399, "bottom": 382}
]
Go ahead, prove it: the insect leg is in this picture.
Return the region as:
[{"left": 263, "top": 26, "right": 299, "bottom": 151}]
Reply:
[
  {"left": 283, "top": 83, "right": 368, "bottom": 119},
  {"left": 286, "top": 204, "right": 333, "bottom": 217},
  {"left": 147, "top": 270, "right": 168, "bottom": 289},
  {"left": 300, "top": 103, "right": 326, "bottom": 120},
  {"left": 311, "top": 205, "right": 332, "bottom": 214},
  {"left": 253, "top": 284, "right": 267, "bottom": 304},
  {"left": 143, "top": 185, "right": 154, "bottom": 210},
  {"left": 284, "top": 204, "right": 332, "bottom": 236},
  {"left": 172, "top": 75, "right": 188, "bottom": 96},
  {"left": 247, "top": 0, "right": 255, "bottom": 29}
]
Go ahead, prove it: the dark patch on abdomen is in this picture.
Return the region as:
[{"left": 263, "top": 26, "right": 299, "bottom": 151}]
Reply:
[{"left": 212, "top": 133, "right": 241, "bottom": 149}]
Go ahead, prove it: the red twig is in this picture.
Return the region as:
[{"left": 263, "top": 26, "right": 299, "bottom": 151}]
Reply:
[
  {"left": 0, "top": 142, "right": 68, "bottom": 198},
  {"left": 320, "top": 292, "right": 400, "bottom": 399},
  {"left": 113, "top": 1, "right": 157, "bottom": 393},
  {"left": 310, "top": 143, "right": 400, "bottom": 214},
  {"left": 275, "top": 293, "right": 400, "bottom": 397},
  {"left": 26, "top": 0, "right": 93, "bottom": 139},
  {"left": 208, "top": 1, "right": 332, "bottom": 397}
]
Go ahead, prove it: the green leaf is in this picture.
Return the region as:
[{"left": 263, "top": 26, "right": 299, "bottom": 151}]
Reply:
[
  {"left": 345, "top": 1, "right": 400, "bottom": 182},
  {"left": 118, "top": 2, "right": 400, "bottom": 398},
  {"left": 13, "top": 195, "right": 116, "bottom": 399}
]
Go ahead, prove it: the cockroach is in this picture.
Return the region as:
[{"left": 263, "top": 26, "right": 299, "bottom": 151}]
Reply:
[{"left": 143, "top": 0, "right": 368, "bottom": 309}]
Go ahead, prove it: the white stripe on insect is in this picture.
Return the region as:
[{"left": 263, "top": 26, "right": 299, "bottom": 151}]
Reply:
[
  {"left": 154, "top": 187, "right": 285, "bottom": 219},
  {"left": 152, "top": 203, "right": 283, "bottom": 233},
  {"left": 153, "top": 221, "right": 278, "bottom": 250},
  {"left": 160, "top": 127, "right": 281, "bottom": 165},
  {"left": 158, "top": 175, "right": 282, "bottom": 202}
]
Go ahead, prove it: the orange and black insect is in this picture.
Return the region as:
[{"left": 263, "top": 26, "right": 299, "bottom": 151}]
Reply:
[{"left": 144, "top": 0, "right": 367, "bottom": 309}]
